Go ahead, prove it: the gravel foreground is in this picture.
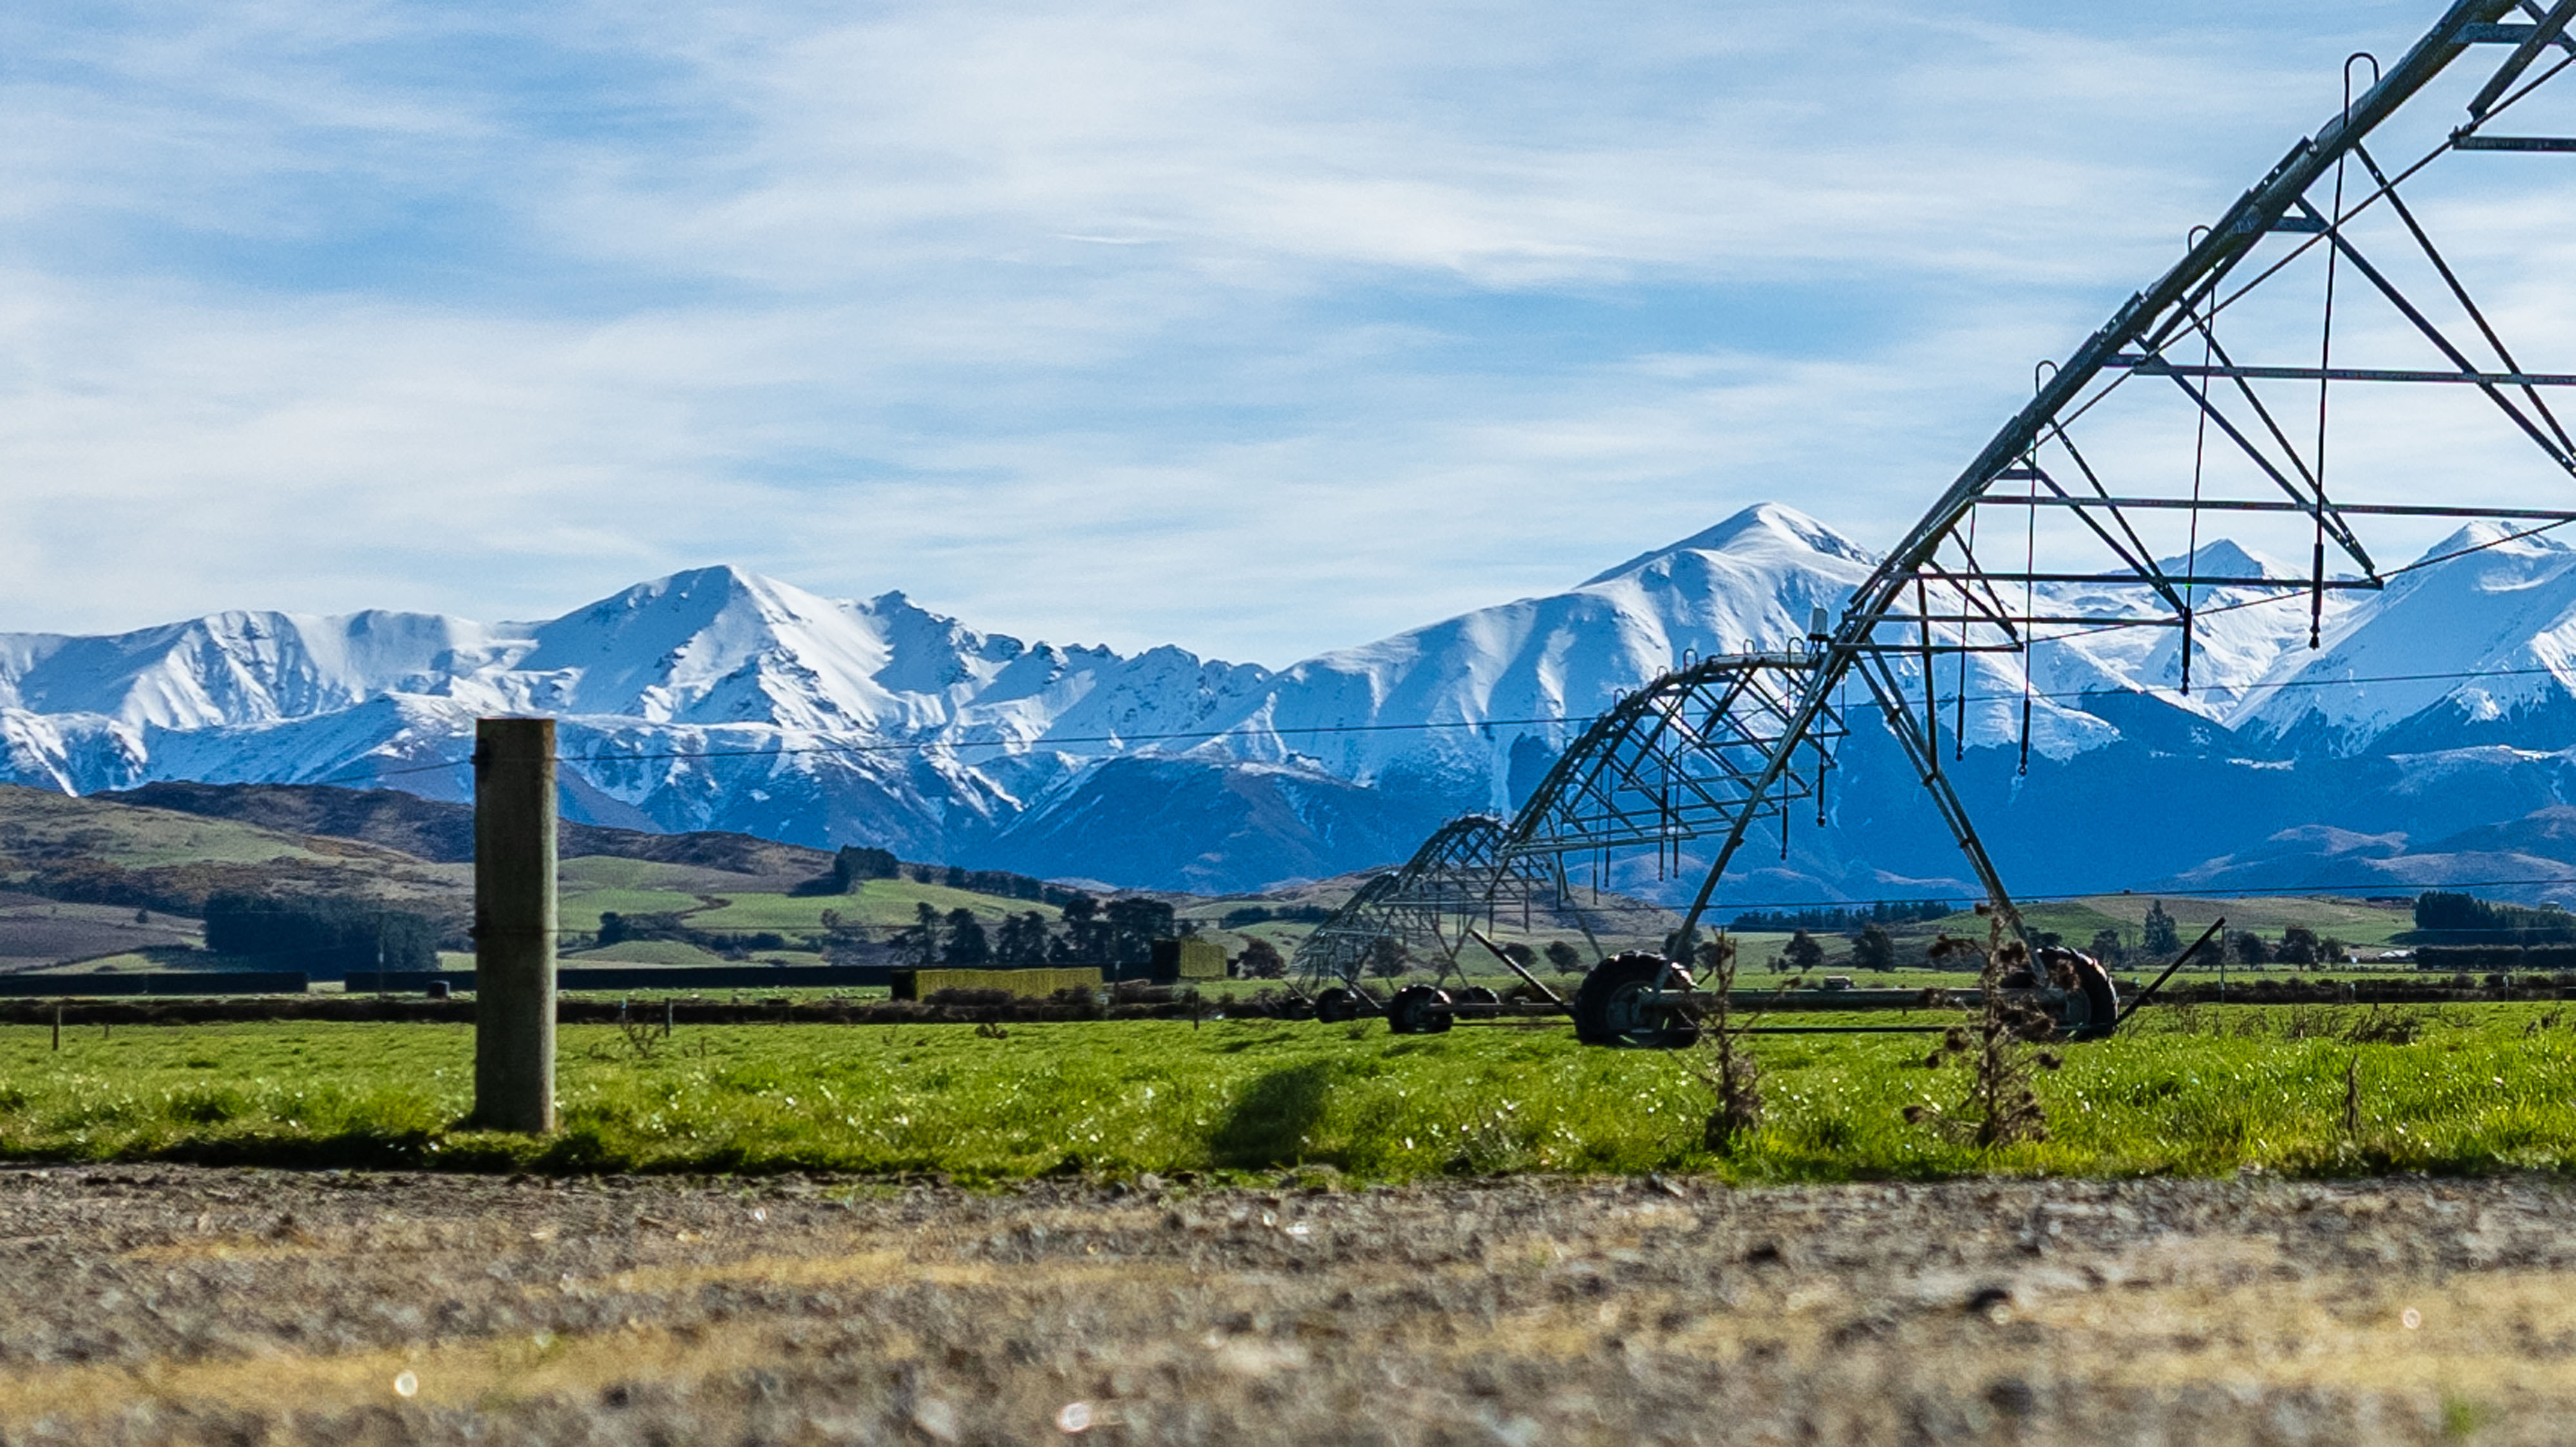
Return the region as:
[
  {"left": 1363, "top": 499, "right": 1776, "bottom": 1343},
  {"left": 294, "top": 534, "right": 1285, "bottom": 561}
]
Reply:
[{"left": 3, "top": 1168, "right": 2573, "bottom": 1444}]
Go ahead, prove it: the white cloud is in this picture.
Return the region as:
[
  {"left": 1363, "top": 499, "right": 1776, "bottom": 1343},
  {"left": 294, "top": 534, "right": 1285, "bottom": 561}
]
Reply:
[{"left": 0, "top": 0, "right": 2563, "bottom": 665}]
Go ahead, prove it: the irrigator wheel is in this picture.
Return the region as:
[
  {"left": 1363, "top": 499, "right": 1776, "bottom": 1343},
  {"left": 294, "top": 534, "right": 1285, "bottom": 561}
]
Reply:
[
  {"left": 1387, "top": 985, "right": 1454, "bottom": 1035},
  {"left": 2070, "top": 968, "right": 2119, "bottom": 1041},
  {"left": 1571, "top": 952, "right": 1700, "bottom": 1050}
]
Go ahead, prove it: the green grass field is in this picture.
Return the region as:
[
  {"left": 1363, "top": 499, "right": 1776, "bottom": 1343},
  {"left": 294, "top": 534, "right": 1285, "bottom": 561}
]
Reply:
[
  {"left": 570, "top": 939, "right": 736, "bottom": 967},
  {"left": 5, "top": 1003, "right": 2572, "bottom": 1182},
  {"left": 550, "top": 874, "right": 1067, "bottom": 940},
  {"left": 2079, "top": 893, "right": 2418, "bottom": 947},
  {"left": 554, "top": 858, "right": 722, "bottom": 892},
  {"left": 1719, "top": 894, "right": 2420, "bottom": 974},
  {"left": 690, "top": 878, "right": 1063, "bottom": 931},
  {"left": 0, "top": 788, "right": 348, "bottom": 869}
]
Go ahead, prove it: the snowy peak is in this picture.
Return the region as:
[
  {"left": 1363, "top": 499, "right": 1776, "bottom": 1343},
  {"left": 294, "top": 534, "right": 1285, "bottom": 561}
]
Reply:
[
  {"left": 853, "top": 591, "right": 1033, "bottom": 701},
  {"left": 521, "top": 565, "right": 905, "bottom": 728},
  {"left": 11, "top": 502, "right": 2576, "bottom": 895},
  {"left": 0, "top": 608, "right": 508, "bottom": 730},
  {"left": 1582, "top": 503, "right": 1878, "bottom": 586},
  {"left": 1188, "top": 504, "right": 1889, "bottom": 802},
  {"left": 2157, "top": 538, "right": 2288, "bottom": 580},
  {"left": 0, "top": 563, "right": 1191, "bottom": 752},
  {"left": 2411, "top": 520, "right": 2576, "bottom": 570},
  {"left": 2228, "top": 523, "right": 2576, "bottom": 748}
]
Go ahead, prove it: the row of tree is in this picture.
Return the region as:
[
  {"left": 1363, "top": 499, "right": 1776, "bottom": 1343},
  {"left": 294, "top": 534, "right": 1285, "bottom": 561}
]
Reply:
[
  {"left": 2412, "top": 890, "right": 2576, "bottom": 944},
  {"left": 807, "top": 846, "right": 1092, "bottom": 907},
  {"left": 887, "top": 893, "right": 1186, "bottom": 968},
  {"left": 1217, "top": 903, "right": 1336, "bottom": 929},
  {"left": 1754, "top": 900, "right": 2244, "bottom": 974},
  {"left": 1323, "top": 936, "right": 1589, "bottom": 980},
  {"left": 202, "top": 894, "right": 439, "bottom": 974},
  {"left": 1766, "top": 924, "right": 1904, "bottom": 973},
  {"left": 1727, "top": 899, "right": 1960, "bottom": 934},
  {"left": 2224, "top": 926, "right": 2349, "bottom": 966}
]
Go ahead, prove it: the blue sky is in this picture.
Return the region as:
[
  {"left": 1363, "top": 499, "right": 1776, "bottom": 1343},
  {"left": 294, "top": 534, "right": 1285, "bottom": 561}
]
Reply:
[{"left": 0, "top": 0, "right": 2527, "bottom": 663}]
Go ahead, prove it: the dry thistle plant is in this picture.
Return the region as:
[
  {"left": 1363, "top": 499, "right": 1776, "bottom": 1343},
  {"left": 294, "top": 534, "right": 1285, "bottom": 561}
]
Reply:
[
  {"left": 1906, "top": 904, "right": 2060, "bottom": 1148},
  {"left": 610, "top": 1002, "right": 664, "bottom": 1062},
  {"left": 1690, "top": 935, "right": 1763, "bottom": 1155}
]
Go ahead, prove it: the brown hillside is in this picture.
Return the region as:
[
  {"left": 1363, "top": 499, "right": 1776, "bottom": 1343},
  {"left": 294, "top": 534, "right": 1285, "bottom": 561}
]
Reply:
[{"left": 111, "top": 781, "right": 834, "bottom": 878}]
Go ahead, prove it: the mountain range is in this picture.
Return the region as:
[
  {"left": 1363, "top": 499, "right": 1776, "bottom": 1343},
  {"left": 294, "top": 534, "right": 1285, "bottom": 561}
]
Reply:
[{"left": 8, "top": 503, "right": 2576, "bottom": 903}]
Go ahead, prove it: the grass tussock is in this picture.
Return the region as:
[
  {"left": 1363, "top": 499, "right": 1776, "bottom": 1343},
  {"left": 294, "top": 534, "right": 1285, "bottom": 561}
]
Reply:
[{"left": 3, "top": 1004, "right": 2575, "bottom": 1181}]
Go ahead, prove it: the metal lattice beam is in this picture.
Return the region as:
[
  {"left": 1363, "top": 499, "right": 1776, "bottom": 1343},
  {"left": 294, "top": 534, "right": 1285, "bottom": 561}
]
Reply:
[
  {"left": 1292, "top": 654, "right": 1850, "bottom": 990},
  {"left": 1504, "top": 652, "right": 1845, "bottom": 865},
  {"left": 1293, "top": 815, "right": 1566, "bottom": 992},
  {"left": 1665, "top": 0, "right": 2576, "bottom": 943},
  {"left": 1301, "top": 4, "right": 2576, "bottom": 983}
]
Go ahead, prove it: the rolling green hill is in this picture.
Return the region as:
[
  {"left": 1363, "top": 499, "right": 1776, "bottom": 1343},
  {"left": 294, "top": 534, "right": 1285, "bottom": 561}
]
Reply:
[
  {"left": 0, "top": 784, "right": 471, "bottom": 920},
  {"left": 0, "top": 782, "right": 2435, "bottom": 979}
]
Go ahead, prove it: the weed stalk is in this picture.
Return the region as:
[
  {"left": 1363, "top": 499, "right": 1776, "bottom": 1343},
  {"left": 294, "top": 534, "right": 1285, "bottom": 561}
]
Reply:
[
  {"left": 1911, "top": 904, "right": 2058, "bottom": 1148},
  {"left": 1690, "top": 936, "right": 1763, "bottom": 1155}
]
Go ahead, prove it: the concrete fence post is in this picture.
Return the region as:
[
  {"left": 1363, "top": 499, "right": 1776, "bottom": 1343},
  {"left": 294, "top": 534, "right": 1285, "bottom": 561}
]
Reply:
[{"left": 472, "top": 716, "right": 556, "bottom": 1133}]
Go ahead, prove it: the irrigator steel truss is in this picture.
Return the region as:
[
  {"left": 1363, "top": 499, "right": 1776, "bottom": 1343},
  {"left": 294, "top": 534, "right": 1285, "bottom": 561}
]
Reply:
[
  {"left": 1293, "top": 815, "right": 1562, "bottom": 992},
  {"left": 1503, "top": 652, "right": 1848, "bottom": 875},
  {"left": 1294, "top": 654, "right": 1839, "bottom": 991},
  {"left": 1658, "top": 0, "right": 2576, "bottom": 946},
  {"left": 1298, "top": 0, "right": 2576, "bottom": 983}
]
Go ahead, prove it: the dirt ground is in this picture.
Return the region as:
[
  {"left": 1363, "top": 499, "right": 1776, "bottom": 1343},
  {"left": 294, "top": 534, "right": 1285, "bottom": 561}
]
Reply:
[{"left": 3, "top": 1168, "right": 2575, "bottom": 1444}]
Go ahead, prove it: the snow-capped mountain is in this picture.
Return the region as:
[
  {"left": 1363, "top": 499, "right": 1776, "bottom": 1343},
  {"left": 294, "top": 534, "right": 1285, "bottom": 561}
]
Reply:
[
  {"left": 2228, "top": 523, "right": 2576, "bottom": 753},
  {"left": 0, "top": 569, "right": 1287, "bottom": 861},
  {"left": 2038, "top": 538, "right": 2332, "bottom": 717},
  {"left": 8, "top": 503, "right": 2576, "bottom": 900}
]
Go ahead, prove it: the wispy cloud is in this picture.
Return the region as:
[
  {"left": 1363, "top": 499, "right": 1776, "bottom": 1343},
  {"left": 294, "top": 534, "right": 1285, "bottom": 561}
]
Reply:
[{"left": 0, "top": 0, "right": 2550, "bottom": 663}]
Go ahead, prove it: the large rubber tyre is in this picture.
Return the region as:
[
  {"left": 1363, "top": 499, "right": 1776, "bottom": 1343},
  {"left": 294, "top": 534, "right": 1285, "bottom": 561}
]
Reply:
[
  {"left": 1387, "top": 985, "right": 1454, "bottom": 1035},
  {"left": 1314, "top": 987, "right": 1358, "bottom": 1024},
  {"left": 1458, "top": 986, "right": 1501, "bottom": 1007},
  {"left": 2069, "top": 965, "right": 2120, "bottom": 1041},
  {"left": 1572, "top": 952, "right": 1700, "bottom": 1049}
]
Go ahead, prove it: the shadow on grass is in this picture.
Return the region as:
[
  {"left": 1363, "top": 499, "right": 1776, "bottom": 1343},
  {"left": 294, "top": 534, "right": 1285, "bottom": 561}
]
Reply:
[
  {"left": 121, "top": 1128, "right": 450, "bottom": 1172},
  {"left": 1208, "top": 1059, "right": 1340, "bottom": 1170}
]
